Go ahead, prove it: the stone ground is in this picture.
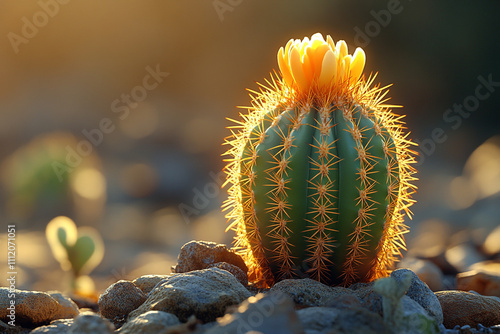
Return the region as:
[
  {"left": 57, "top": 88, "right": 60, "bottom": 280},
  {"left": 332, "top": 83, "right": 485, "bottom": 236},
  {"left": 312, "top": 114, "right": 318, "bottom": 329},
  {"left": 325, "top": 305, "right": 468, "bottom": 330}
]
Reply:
[{"left": 2, "top": 240, "right": 500, "bottom": 334}]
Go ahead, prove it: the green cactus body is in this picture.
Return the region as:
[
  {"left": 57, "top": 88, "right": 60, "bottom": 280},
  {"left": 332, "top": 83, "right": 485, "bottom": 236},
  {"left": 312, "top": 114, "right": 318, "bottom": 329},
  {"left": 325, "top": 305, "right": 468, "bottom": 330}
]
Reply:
[
  {"left": 224, "top": 33, "right": 417, "bottom": 287},
  {"left": 239, "top": 103, "right": 398, "bottom": 286}
]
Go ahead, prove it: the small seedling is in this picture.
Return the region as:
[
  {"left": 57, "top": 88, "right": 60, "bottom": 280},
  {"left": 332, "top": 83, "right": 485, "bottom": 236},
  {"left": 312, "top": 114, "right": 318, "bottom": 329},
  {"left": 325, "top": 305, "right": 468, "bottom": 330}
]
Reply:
[{"left": 46, "top": 216, "right": 104, "bottom": 296}]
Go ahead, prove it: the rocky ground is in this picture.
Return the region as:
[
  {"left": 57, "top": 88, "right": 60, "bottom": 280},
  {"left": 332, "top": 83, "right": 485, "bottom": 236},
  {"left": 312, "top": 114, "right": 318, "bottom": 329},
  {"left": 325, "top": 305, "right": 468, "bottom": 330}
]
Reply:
[{"left": 2, "top": 240, "right": 500, "bottom": 334}]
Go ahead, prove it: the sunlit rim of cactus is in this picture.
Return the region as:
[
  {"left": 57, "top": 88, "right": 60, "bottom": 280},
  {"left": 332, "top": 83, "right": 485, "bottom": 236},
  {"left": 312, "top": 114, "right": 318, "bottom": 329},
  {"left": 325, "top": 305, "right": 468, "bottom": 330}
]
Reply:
[{"left": 223, "top": 33, "right": 418, "bottom": 287}]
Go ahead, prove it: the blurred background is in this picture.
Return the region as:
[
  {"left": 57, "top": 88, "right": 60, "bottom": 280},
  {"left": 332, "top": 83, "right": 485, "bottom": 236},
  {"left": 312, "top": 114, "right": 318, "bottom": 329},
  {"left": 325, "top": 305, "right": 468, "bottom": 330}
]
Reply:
[{"left": 0, "top": 1, "right": 499, "bottom": 292}]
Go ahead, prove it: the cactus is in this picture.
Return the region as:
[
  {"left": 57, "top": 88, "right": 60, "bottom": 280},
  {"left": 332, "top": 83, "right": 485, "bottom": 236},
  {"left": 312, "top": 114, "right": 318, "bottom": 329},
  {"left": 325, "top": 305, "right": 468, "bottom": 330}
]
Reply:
[
  {"left": 46, "top": 216, "right": 104, "bottom": 293},
  {"left": 223, "top": 33, "right": 417, "bottom": 287}
]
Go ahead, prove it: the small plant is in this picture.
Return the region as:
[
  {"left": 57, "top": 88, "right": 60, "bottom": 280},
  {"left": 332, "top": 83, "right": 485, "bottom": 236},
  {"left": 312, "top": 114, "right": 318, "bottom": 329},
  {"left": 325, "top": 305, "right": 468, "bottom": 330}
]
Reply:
[
  {"left": 223, "top": 33, "right": 417, "bottom": 287},
  {"left": 374, "top": 273, "right": 439, "bottom": 333},
  {"left": 46, "top": 216, "right": 104, "bottom": 296}
]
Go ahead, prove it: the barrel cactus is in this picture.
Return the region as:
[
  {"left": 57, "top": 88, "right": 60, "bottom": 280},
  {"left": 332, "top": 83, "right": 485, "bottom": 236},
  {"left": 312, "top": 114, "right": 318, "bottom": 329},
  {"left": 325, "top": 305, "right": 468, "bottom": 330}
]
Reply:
[{"left": 223, "top": 33, "right": 417, "bottom": 287}]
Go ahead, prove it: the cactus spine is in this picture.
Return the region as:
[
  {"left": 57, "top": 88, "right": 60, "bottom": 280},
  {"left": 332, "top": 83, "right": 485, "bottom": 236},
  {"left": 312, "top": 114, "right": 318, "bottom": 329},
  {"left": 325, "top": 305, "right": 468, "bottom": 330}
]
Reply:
[{"left": 224, "top": 33, "right": 417, "bottom": 287}]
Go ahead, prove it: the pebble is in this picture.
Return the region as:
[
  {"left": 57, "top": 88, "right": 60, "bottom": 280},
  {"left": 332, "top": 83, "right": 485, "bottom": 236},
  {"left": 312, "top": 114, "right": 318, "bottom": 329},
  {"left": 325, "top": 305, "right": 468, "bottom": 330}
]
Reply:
[
  {"left": 349, "top": 282, "right": 383, "bottom": 316},
  {"left": 117, "top": 310, "right": 180, "bottom": 334},
  {"left": 205, "top": 292, "right": 304, "bottom": 334},
  {"left": 298, "top": 306, "right": 391, "bottom": 334},
  {"left": 0, "top": 288, "right": 60, "bottom": 327},
  {"left": 398, "top": 257, "right": 444, "bottom": 291},
  {"left": 445, "top": 244, "right": 485, "bottom": 273},
  {"left": 30, "top": 319, "right": 74, "bottom": 333},
  {"left": 0, "top": 319, "right": 30, "bottom": 333},
  {"left": 172, "top": 240, "right": 248, "bottom": 276},
  {"left": 132, "top": 275, "right": 169, "bottom": 295},
  {"left": 48, "top": 292, "right": 79, "bottom": 320},
  {"left": 128, "top": 267, "right": 251, "bottom": 323},
  {"left": 98, "top": 280, "right": 147, "bottom": 323},
  {"left": 67, "top": 312, "right": 114, "bottom": 334},
  {"left": 269, "top": 278, "right": 355, "bottom": 307},
  {"left": 207, "top": 261, "right": 248, "bottom": 286},
  {"left": 457, "top": 270, "right": 500, "bottom": 297},
  {"left": 435, "top": 290, "right": 500, "bottom": 328},
  {"left": 484, "top": 225, "right": 500, "bottom": 256}
]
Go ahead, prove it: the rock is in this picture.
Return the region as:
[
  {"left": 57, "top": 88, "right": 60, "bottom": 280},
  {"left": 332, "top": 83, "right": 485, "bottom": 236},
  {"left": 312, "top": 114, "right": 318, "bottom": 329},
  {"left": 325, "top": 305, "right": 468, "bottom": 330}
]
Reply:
[
  {"left": 118, "top": 311, "right": 180, "bottom": 333},
  {"left": 442, "top": 275, "right": 457, "bottom": 290},
  {"left": 48, "top": 292, "right": 79, "bottom": 320},
  {"left": 172, "top": 240, "right": 248, "bottom": 276},
  {"left": 132, "top": 275, "right": 169, "bottom": 295},
  {"left": 349, "top": 282, "right": 383, "bottom": 316},
  {"left": 391, "top": 269, "right": 443, "bottom": 324},
  {"left": 445, "top": 244, "right": 485, "bottom": 273},
  {"left": 298, "top": 306, "right": 391, "bottom": 334},
  {"left": 398, "top": 257, "right": 444, "bottom": 291},
  {"left": 269, "top": 278, "right": 355, "bottom": 307},
  {"left": 470, "top": 261, "right": 500, "bottom": 275},
  {"left": 297, "top": 307, "right": 338, "bottom": 332},
  {"left": 68, "top": 312, "right": 114, "bottom": 334},
  {"left": 323, "top": 294, "right": 363, "bottom": 309},
  {"left": 98, "top": 280, "right": 147, "bottom": 323},
  {"left": 207, "top": 261, "right": 248, "bottom": 286},
  {"left": 423, "top": 253, "right": 459, "bottom": 276},
  {"left": 206, "top": 292, "right": 304, "bottom": 334},
  {"left": 129, "top": 267, "right": 252, "bottom": 323},
  {"left": 0, "top": 319, "right": 30, "bottom": 333},
  {"left": 68, "top": 294, "right": 98, "bottom": 312},
  {"left": 30, "top": 319, "right": 74, "bottom": 333},
  {"left": 457, "top": 270, "right": 500, "bottom": 297},
  {"left": 435, "top": 290, "right": 500, "bottom": 328},
  {"left": 0, "top": 288, "right": 59, "bottom": 327},
  {"left": 484, "top": 224, "right": 500, "bottom": 256}
]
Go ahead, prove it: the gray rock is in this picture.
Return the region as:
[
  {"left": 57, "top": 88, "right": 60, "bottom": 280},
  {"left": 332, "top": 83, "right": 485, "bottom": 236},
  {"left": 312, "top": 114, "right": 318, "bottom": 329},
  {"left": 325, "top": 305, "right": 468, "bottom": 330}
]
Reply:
[
  {"left": 323, "top": 294, "right": 363, "bottom": 309},
  {"left": 297, "top": 307, "right": 339, "bottom": 332},
  {"left": 98, "top": 280, "right": 147, "bottom": 322},
  {"left": 68, "top": 312, "right": 114, "bottom": 334},
  {"left": 270, "top": 278, "right": 355, "bottom": 307},
  {"left": 445, "top": 244, "right": 485, "bottom": 273},
  {"left": 172, "top": 240, "right": 248, "bottom": 275},
  {"left": 206, "top": 292, "right": 304, "bottom": 334},
  {"left": 398, "top": 257, "right": 444, "bottom": 291},
  {"left": 391, "top": 268, "right": 443, "bottom": 324},
  {"left": 118, "top": 310, "right": 180, "bottom": 333},
  {"left": 48, "top": 292, "right": 79, "bottom": 320},
  {"left": 0, "top": 288, "right": 59, "bottom": 327},
  {"left": 30, "top": 319, "right": 74, "bottom": 333},
  {"left": 349, "top": 282, "right": 383, "bottom": 316},
  {"left": 207, "top": 261, "right": 248, "bottom": 286},
  {"left": 132, "top": 275, "right": 169, "bottom": 296},
  {"left": 300, "top": 306, "right": 391, "bottom": 334},
  {"left": 129, "top": 267, "right": 251, "bottom": 323},
  {"left": 0, "top": 319, "right": 30, "bottom": 333}
]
